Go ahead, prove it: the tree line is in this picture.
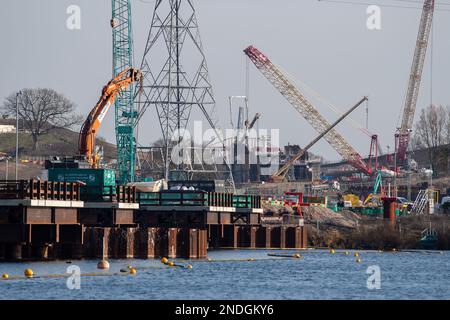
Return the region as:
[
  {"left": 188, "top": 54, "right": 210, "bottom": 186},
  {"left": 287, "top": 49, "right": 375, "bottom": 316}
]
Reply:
[{"left": 412, "top": 104, "right": 450, "bottom": 150}]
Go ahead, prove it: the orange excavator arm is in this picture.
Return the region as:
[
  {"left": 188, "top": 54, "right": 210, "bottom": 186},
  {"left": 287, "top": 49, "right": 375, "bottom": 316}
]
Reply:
[{"left": 79, "top": 68, "right": 142, "bottom": 168}]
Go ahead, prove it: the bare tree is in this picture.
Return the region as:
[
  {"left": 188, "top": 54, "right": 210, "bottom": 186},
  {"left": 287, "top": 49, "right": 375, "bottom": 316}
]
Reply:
[
  {"left": 445, "top": 105, "right": 450, "bottom": 144},
  {"left": 2, "top": 89, "right": 82, "bottom": 150},
  {"left": 413, "top": 104, "right": 447, "bottom": 149},
  {"left": 413, "top": 104, "right": 448, "bottom": 169}
]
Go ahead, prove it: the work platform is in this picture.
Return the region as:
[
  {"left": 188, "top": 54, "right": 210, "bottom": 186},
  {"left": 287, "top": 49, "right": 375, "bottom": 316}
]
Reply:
[{"left": 0, "top": 180, "right": 307, "bottom": 261}]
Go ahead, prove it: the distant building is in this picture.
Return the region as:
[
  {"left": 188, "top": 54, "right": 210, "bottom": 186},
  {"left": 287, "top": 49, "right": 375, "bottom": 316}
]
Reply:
[{"left": 0, "top": 125, "right": 16, "bottom": 134}]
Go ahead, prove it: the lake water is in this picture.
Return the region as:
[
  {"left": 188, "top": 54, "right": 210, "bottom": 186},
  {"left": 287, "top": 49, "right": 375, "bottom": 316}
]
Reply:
[{"left": 0, "top": 249, "right": 449, "bottom": 300}]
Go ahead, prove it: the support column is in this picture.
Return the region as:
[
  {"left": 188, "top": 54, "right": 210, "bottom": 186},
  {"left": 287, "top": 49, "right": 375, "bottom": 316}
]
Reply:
[
  {"left": 155, "top": 227, "right": 169, "bottom": 258},
  {"left": 198, "top": 229, "right": 207, "bottom": 259},
  {"left": 31, "top": 245, "right": 49, "bottom": 259},
  {"left": 189, "top": 229, "right": 199, "bottom": 259},
  {"left": 95, "top": 227, "right": 111, "bottom": 260},
  {"left": 280, "top": 226, "right": 287, "bottom": 249},
  {"left": 382, "top": 197, "right": 397, "bottom": 227},
  {"left": 5, "top": 244, "right": 22, "bottom": 260},
  {"left": 0, "top": 244, "right": 5, "bottom": 260},
  {"left": 118, "top": 227, "right": 136, "bottom": 259},
  {"left": 271, "top": 227, "right": 281, "bottom": 248},
  {"left": 255, "top": 226, "right": 271, "bottom": 248},
  {"left": 168, "top": 228, "right": 178, "bottom": 258},
  {"left": 301, "top": 225, "right": 308, "bottom": 249},
  {"left": 223, "top": 225, "right": 238, "bottom": 248},
  {"left": 207, "top": 225, "right": 221, "bottom": 248},
  {"left": 249, "top": 226, "right": 256, "bottom": 249},
  {"left": 138, "top": 227, "right": 157, "bottom": 259},
  {"left": 265, "top": 227, "right": 272, "bottom": 248}
]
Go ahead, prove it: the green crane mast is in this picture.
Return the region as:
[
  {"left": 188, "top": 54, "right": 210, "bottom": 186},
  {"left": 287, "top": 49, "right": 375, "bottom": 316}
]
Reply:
[{"left": 111, "top": 0, "right": 136, "bottom": 184}]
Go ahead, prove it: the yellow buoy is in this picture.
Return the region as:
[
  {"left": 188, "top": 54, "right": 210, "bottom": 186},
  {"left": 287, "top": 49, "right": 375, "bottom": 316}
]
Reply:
[
  {"left": 354, "top": 252, "right": 359, "bottom": 257},
  {"left": 97, "top": 260, "right": 110, "bottom": 270},
  {"left": 2, "top": 274, "right": 9, "bottom": 280},
  {"left": 168, "top": 262, "right": 174, "bottom": 267},
  {"left": 330, "top": 248, "right": 335, "bottom": 254},
  {"left": 248, "top": 258, "right": 255, "bottom": 262},
  {"left": 356, "top": 258, "right": 362, "bottom": 263},
  {"left": 344, "top": 251, "right": 349, "bottom": 255},
  {"left": 129, "top": 268, "right": 137, "bottom": 275},
  {"left": 294, "top": 253, "right": 301, "bottom": 259},
  {"left": 24, "top": 269, "right": 34, "bottom": 278},
  {"left": 206, "top": 257, "right": 212, "bottom": 262},
  {"left": 161, "top": 257, "right": 169, "bottom": 265},
  {"left": 187, "top": 265, "right": 193, "bottom": 269},
  {"left": 127, "top": 265, "right": 133, "bottom": 269}
]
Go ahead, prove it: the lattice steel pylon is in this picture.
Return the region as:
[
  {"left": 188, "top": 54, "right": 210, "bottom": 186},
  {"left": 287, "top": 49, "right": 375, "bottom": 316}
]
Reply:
[
  {"left": 137, "top": 0, "right": 234, "bottom": 190},
  {"left": 111, "top": 0, "right": 136, "bottom": 184}
]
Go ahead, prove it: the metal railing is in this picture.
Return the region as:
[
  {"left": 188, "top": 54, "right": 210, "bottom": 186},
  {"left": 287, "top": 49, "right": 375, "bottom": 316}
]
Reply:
[
  {"left": 137, "top": 190, "right": 261, "bottom": 209},
  {"left": 81, "top": 185, "right": 136, "bottom": 203},
  {"left": 0, "top": 179, "right": 81, "bottom": 201},
  {"left": 261, "top": 214, "right": 302, "bottom": 226}
]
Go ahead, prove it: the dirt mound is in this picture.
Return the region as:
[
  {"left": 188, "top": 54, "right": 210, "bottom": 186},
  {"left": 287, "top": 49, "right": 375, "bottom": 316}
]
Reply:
[
  {"left": 303, "top": 206, "right": 361, "bottom": 229},
  {"left": 262, "top": 204, "right": 361, "bottom": 229}
]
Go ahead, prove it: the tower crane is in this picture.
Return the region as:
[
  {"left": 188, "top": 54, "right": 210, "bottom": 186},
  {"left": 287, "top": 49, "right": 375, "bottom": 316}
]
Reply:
[
  {"left": 111, "top": 0, "right": 137, "bottom": 184},
  {"left": 396, "top": 0, "right": 435, "bottom": 161},
  {"left": 244, "top": 45, "right": 372, "bottom": 175},
  {"left": 79, "top": 68, "right": 142, "bottom": 168}
]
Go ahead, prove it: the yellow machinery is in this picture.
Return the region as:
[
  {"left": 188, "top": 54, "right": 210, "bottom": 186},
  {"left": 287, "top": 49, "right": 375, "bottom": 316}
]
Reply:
[{"left": 343, "top": 194, "right": 362, "bottom": 207}]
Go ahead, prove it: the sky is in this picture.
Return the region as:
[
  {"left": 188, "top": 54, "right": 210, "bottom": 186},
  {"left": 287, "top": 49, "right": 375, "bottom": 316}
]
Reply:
[{"left": 0, "top": 0, "right": 449, "bottom": 161}]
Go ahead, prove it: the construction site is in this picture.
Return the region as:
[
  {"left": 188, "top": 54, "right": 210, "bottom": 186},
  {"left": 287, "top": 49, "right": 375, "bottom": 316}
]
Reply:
[{"left": 0, "top": 0, "right": 449, "bottom": 262}]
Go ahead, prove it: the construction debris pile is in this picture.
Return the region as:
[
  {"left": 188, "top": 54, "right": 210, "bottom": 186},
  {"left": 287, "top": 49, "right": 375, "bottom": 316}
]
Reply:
[
  {"left": 303, "top": 206, "right": 361, "bottom": 229},
  {"left": 262, "top": 202, "right": 361, "bottom": 229}
]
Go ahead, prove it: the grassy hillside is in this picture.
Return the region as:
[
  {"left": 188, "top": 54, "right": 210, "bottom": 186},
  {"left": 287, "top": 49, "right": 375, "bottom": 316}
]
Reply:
[
  {"left": 0, "top": 119, "right": 116, "bottom": 179},
  {"left": 0, "top": 119, "right": 115, "bottom": 158}
]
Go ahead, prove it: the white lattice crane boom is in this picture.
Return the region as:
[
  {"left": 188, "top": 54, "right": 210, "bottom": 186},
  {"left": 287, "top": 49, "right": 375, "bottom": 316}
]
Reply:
[
  {"left": 244, "top": 45, "right": 372, "bottom": 175},
  {"left": 397, "top": 0, "right": 435, "bottom": 161}
]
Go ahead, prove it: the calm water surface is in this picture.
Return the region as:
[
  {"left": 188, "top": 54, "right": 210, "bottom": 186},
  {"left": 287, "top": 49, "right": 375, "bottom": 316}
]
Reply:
[{"left": 0, "top": 249, "right": 449, "bottom": 300}]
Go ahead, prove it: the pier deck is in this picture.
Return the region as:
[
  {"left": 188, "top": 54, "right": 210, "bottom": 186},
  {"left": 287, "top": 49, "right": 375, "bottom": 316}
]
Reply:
[{"left": 0, "top": 180, "right": 307, "bottom": 261}]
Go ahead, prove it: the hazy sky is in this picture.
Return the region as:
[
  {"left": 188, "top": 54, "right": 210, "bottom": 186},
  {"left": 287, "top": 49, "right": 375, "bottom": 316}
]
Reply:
[{"left": 1, "top": 0, "right": 449, "bottom": 161}]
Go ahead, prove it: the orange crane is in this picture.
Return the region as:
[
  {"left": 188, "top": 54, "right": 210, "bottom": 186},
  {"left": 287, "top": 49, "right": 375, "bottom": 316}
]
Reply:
[
  {"left": 396, "top": 0, "right": 435, "bottom": 161},
  {"left": 79, "top": 68, "right": 142, "bottom": 168},
  {"left": 244, "top": 45, "right": 372, "bottom": 176}
]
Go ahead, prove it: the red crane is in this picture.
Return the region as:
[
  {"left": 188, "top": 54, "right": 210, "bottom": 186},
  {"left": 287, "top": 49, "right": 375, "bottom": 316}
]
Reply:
[
  {"left": 244, "top": 45, "right": 372, "bottom": 175},
  {"left": 396, "top": 0, "right": 435, "bottom": 161}
]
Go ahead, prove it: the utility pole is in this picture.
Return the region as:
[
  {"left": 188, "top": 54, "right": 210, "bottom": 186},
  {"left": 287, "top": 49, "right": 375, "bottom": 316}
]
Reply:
[
  {"left": 15, "top": 91, "right": 22, "bottom": 181},
  {"left": 5, "top": 158, "right": 8, "bottom": 180}
]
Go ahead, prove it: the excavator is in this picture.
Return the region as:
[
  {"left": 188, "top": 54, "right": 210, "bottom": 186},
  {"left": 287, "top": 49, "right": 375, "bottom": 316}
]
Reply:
[
  {"left": 363, "top": 170, "right": 384, "bottom": 207},
  {"left": 79, "top": 68, "right": 142, "bottom": 168}
]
